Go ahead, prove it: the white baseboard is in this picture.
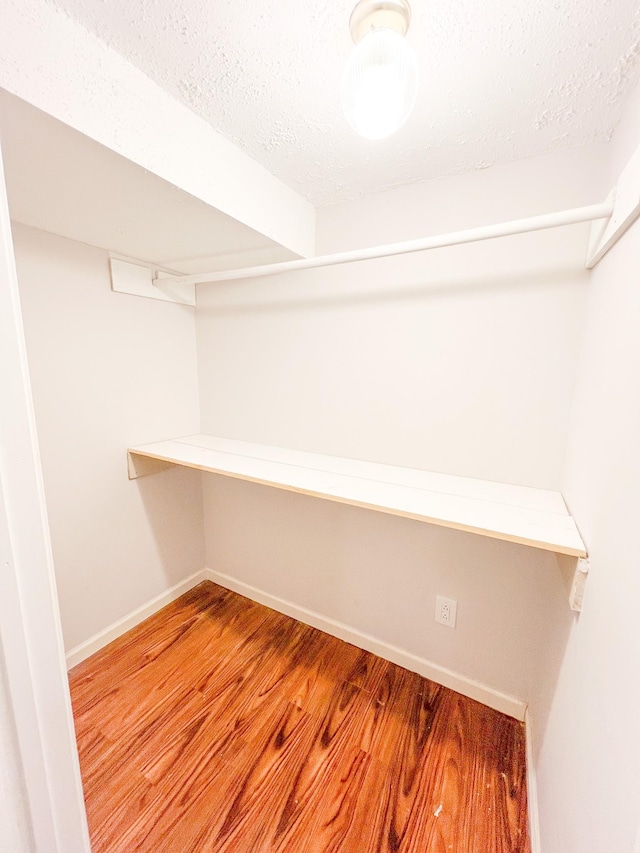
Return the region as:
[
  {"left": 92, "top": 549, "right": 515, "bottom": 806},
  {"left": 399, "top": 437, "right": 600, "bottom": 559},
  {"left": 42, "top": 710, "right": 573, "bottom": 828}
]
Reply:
[
  {"left": 524, "top": 708, "right": 542, "bottom": 853},
  {"left": 65, "top": 569, "right": 209, "bottom": 669},
  {"left": 66, "top": 566, "right": 527, "bottom": 722},
  {"left": 204, "top": 568, "right": 527, "bottom": 721}
]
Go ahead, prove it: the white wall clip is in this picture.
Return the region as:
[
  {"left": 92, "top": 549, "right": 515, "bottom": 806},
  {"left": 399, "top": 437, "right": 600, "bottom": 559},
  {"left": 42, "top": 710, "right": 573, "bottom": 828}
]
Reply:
[
  {"left": 110, "top": 258, "right": 196, "bottom": 306},
  {"left": 569, "top": 557, "right": 590, "bottom": 612}
]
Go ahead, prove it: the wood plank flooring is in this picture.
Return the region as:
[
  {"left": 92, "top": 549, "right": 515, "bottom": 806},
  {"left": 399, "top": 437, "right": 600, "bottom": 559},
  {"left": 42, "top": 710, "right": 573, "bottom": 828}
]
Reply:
[{"left": 69, "top": 581, "right": 530, "bottom": 853}]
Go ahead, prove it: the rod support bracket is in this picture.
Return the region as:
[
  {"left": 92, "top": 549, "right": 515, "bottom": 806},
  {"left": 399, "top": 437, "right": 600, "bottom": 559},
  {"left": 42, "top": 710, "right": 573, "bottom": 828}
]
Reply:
[
  {"left": 110, "top": 258, "right": 196, "bottom": 306},
  {"left": 586, "top": 141, "right": 640, "bottom": 268}
]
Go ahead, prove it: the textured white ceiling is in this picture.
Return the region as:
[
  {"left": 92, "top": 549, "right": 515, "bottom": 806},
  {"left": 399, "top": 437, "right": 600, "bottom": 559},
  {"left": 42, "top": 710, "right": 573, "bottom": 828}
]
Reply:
[{"left": 51, "top": 0, "right": 640, "bottom": 206}]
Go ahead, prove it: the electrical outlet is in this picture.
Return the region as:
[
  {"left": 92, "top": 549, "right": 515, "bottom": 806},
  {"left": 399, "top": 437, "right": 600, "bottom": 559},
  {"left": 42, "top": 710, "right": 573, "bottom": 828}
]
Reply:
[{"left": 435, "top": 596, "right": 457, "bottom": 628}]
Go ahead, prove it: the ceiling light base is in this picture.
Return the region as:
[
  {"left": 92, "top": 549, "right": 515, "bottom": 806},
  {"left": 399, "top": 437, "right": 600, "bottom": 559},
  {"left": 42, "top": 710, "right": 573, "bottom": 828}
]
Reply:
[{"left": 349, "top": 0, "right": 412, "bottom": 44}]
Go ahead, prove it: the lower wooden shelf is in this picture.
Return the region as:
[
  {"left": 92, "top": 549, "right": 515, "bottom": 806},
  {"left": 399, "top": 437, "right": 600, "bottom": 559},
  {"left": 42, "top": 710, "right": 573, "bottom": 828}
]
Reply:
[{"left": 127, "top": 434, "right": 587, "bottom": 559}]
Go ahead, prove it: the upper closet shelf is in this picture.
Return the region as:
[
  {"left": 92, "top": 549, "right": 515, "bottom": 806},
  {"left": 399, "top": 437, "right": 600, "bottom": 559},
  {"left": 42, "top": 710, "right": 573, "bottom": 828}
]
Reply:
[{"left": 127, "top": 434, "right": 587, "bottom": 558}]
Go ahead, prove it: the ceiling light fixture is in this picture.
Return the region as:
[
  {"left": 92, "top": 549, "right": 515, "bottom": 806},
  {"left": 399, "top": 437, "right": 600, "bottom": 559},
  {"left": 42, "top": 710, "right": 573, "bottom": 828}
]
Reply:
[{"left": 342, "top": 0, "right": 418, "bottom": 140}]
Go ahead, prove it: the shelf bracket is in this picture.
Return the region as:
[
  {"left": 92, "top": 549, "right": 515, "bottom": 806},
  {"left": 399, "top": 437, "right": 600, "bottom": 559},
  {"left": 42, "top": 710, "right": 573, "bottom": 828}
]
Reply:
[
  {"left": 127, "top": 451, "right": 174, "bottom": 480},
  {"left": 586, "top": 142, "right": 640, "bottom": 268},
  {"left": 569, "top": 557, "right": 590, "bottom": 612}
]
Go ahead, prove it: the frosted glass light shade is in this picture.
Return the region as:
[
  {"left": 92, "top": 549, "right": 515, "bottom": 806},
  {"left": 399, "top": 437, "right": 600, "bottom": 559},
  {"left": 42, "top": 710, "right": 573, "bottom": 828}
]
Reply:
[{"left": 342, "top": 28, "right": 418, "bottom": 140}]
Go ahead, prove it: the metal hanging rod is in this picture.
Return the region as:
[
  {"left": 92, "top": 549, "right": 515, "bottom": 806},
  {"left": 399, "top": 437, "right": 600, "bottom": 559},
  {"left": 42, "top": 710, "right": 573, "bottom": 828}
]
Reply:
[{"left": 154, "top": 201, "right": 614, "bottom": 287}]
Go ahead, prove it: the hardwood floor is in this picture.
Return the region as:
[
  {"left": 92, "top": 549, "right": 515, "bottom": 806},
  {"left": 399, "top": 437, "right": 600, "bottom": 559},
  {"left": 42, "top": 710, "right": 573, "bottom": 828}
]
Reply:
[{"left": 69, "top": 581, "right": 530, "bottom": 853}]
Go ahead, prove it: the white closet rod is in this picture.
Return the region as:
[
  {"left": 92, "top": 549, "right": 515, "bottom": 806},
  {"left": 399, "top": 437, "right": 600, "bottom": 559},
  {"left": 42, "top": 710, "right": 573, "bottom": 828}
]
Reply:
[{"left": 155, "top": 202, "right": 614, "bottom": 287}]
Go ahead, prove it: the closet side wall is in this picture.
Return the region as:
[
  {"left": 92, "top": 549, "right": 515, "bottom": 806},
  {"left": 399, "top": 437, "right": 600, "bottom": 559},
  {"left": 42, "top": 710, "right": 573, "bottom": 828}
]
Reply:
[
  {"left": 13, "top": 224, "right": 204, "bottom": 652},
  {"left": 533, "top": 85, "right": 640, "bottom": 853},
  {"left": 196, "top": 146, "right": 604, "bottom": 704}
]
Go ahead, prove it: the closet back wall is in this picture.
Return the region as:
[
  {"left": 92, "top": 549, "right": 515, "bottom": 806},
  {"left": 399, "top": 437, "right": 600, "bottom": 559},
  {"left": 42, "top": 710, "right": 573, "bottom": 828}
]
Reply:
[
  {"left": 14, "top": 224, "right": 204, "bottom": 652},
  {"left": 198, "top": 145, "right": 604, "bottom": 489},
  {"left": 197, "top": 145, "right": 605, "bottom": 704}
]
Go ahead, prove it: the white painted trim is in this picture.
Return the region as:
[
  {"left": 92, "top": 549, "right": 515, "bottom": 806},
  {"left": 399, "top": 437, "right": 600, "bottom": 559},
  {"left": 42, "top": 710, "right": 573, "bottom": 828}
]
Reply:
[
  {"left": 65, "top": 570, "right": 209, "bottom": 670},
  {"left": 205, "top": 568, "right": 527, "bottom": 721},
  {"left": 525, "top": 708, "right": 542, "bottom": 853},
  {"left": 0, "top": 142, "right": 91, "bottom": 852}
]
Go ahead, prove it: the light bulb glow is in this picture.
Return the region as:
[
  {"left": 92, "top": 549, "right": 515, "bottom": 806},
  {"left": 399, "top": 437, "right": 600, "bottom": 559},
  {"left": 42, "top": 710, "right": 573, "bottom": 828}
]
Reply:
[{"left": 342, "top": 28, "right": 418, "bottom": 140}]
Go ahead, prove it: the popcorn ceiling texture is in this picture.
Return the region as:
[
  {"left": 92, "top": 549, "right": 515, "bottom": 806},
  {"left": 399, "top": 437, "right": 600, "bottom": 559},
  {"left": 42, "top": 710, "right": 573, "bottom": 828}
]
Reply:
[{"left": 51, "top": 0, "right": 640, "bottom": 206}]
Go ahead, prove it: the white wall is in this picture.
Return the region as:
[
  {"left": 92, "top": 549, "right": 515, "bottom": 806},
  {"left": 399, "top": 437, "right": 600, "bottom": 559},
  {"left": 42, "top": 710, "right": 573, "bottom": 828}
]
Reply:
[
  {"left": 197, "top": 145, "right": 603, "bottom": 706},
  {"left": 532, "top": 84, "right": 640, "bottom": 853},
  {"left": 13, "top": 224, "right": 205, "bottom": 652},
  {"left": 198, "top": 146, "right": 603, "bottom": 489},
  {"left": 205, "top": 476, "right": 571, "bottom": 708}
]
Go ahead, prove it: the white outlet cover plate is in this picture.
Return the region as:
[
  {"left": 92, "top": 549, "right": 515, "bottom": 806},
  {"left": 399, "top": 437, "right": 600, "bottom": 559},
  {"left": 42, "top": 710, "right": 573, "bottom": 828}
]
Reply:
[{"left": 435, "top": 595, "right": 457, "bottom": 628}]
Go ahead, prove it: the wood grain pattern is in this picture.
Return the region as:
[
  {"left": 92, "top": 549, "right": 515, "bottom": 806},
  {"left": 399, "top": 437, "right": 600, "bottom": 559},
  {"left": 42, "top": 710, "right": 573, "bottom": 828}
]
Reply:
[{"left": 69, "top": 581, "right": 530, "bottom": 853}]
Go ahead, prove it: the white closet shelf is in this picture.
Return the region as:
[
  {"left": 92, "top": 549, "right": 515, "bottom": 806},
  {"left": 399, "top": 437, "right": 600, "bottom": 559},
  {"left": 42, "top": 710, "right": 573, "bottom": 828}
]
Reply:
[{"left": 127, "top": 434, "right": 586, "bottom": 558}]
